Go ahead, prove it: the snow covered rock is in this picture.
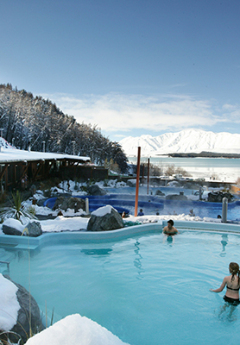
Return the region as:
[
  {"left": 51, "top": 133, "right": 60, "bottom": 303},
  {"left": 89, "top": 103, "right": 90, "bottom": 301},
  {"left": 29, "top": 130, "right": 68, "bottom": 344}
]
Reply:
[
  {"left": 165, "top": 193, "right": 188, "bottom": 201},
  {"left": 0, "top": 274, "right": 20, "bottom": 335},
  {"left": 26, "top": 220, "right": 42, "bottom": 237},
  {"left": 68, "top": 197, "right": 86, "bottom": 212},
  {"left": 53, "top": 196, "right": 69, "bottom": 211},
  {"left": 87, "top": 184, "right": 107, "bottom": 196},
  {"left": 207, "top": 191, "right": 233, "bottom": 203},
  {"left": 155, "top": 189, "right": 165, "bottom": 196},
  {"left": 2, "top": 219, "right": 42, "bottom": 237},
  {"left": 87, "top": 205, "right": 124, "bottom": 231},
  {"left": 0, "top": 275, "right": 43, "bottom": 344},
  {"left": 2, "top": 218, "right": 24, "bottom": 236},
  {"left": 127, "top": 179, "right": 136, "bottom": 187},
  {"left": 53, "top": 196, "right": 86, "bottom": 212},
  {"left": 25, "top": 314, "right": 130, "bottom": 345}
]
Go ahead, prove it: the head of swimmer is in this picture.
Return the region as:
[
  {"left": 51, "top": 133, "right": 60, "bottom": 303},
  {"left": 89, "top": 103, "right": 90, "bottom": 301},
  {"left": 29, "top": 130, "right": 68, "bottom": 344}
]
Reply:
[
  {"left": 167, "top": 219, "right": 174, "bottom": 229},
  {"left": 229, "top": 262, "right": 239, "bottom": 275}
]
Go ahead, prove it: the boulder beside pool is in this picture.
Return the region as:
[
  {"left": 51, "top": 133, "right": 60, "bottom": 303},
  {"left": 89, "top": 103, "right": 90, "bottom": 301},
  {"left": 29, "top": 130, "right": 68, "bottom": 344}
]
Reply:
[
  {"left": 87, "top": 184, "right": 106, "bottom": 196},
  {"left": 0, "top": 274, "right": 44, "bottom": 344},
  {"left": 87, "top": 205, "right": 124, "bottom": 231},
  {"left": 53, "top": 196, "right": 86, "bottom": 212},
  {"left": 2, "top": 219, "right": 42, "bottom": 237}
]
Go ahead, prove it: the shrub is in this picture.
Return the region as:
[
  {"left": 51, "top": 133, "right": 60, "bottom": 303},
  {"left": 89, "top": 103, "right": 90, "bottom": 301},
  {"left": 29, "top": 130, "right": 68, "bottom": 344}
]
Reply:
[{"left": 0, "top": 191, "right": 37, "bottom": 224}]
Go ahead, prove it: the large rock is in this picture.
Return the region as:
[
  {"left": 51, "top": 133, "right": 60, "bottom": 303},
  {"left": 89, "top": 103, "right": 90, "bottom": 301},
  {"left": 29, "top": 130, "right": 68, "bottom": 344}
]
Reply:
[
  {"left": 68, "top": 197, "right": 86, "bottom": 212},
  {"left": 87, "top": 206, "right": 124, "bottom": 231},
  {"left": 26, "top": 221, "right": 42, "bottom": 237},
  {"left": 1, "top": 275, "right": 44, "bottom": 344},
  {"left": 127, "top": 180, "right": 136, "bottom": 187},
  {"left": 53, "top": 196, "right": 86, "bottom": 212},
  {"left": 87, "top": 185, "right": 107, "bottom": 196},
  {"left": 208, "top": 192, "right": 233, "bottom": 203},
  {"left": 155, "top": 189, "right": 165, "bottom": 196},
  {"left": 165, "top": 193, "right": 188, "bottom": 201},
  {"left": 2, "top": 223, "right": 22, "bottom": 236},
  {"left": 2, "top": 219, "right": 42, "bottom": 237},
  {"left": 52, "top": 196, "right": 69, "bottom": 211}
]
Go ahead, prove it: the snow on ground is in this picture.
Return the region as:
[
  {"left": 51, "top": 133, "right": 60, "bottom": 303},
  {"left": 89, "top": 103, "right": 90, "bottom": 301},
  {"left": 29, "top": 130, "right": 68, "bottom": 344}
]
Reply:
[
  {"left": 25, "top": 314, "right": 130, "bottom": 345},
  {"left": 40, "top": 216, "right": 89, "bottom": 232},
  {"left": 0, "top": 274, "right": 20, "bottom": 332}
]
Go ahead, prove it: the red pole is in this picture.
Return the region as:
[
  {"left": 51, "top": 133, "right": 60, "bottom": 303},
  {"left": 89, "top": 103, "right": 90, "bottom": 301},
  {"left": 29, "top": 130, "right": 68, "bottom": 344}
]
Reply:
[
  {"left": 135, "top": 147, "right": 141, "bottom": 217},
  {"left": 147, "top": 158, "right": 150, "bottom": 194}
]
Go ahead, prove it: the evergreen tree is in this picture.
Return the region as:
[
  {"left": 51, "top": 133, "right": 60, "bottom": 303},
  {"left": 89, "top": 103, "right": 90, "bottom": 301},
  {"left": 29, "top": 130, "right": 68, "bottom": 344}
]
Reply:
[{"left": 0, "top": 84, "right": 128, "bottom": 172}]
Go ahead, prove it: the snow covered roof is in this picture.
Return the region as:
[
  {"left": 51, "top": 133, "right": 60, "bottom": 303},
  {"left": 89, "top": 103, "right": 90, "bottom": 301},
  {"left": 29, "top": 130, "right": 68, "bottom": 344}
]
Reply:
[{"left": 0, "top": 137, "right": 90, "bottom": 163}]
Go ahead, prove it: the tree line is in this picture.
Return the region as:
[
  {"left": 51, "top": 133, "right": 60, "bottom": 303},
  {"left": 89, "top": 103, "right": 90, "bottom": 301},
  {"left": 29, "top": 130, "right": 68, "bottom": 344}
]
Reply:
[{"left": 0, "top": 84, "right": 128, "bottom": 172}]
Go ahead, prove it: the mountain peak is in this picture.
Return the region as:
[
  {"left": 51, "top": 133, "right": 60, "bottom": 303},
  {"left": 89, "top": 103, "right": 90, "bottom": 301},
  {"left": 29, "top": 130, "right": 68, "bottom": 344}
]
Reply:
[{"left": 119, "top": 129, "right": 240, "bottom": 156}]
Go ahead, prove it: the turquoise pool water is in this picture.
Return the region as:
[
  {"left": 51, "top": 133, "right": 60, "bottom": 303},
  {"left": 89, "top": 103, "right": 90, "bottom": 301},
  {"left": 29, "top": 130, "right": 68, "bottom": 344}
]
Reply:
[{"left": 5, "top": 229, "right": 240, "bottom": 345}]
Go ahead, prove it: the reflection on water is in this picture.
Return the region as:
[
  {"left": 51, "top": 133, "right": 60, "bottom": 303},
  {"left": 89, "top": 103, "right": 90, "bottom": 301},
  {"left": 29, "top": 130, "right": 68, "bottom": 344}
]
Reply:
[
  {"left": 220, "top": 234, "right": 228, "bottom": 257},
  {"left": 216, "top": 302, "right": 238, "bottom": 323},
  {"left": 134, "top": 240, "right": 144, "bottom": 279},
  {"left": 81, "top": 248, "right": 113, "bottom": 256}
]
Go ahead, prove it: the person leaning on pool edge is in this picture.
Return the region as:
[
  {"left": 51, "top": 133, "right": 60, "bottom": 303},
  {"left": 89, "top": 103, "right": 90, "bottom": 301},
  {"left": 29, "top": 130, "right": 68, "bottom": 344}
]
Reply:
[
  {"left": 163, "top": 219, "right": 178, "bottom": 236},
  {"left": 210, "top": 262, "right": 240, "bottom": 305}
]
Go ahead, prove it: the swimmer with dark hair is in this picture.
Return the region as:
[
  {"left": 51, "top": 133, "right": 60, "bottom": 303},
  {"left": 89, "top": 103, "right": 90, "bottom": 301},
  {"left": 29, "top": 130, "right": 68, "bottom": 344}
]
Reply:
[
  {"left": 163, "top": 219, "right": 178, "bottom": 236},
  {"left": 163, "top": 220, "right": 178, "bottom": 243},
  {"left": 210, "top": 262, "right": 240, "bottom": 305}
]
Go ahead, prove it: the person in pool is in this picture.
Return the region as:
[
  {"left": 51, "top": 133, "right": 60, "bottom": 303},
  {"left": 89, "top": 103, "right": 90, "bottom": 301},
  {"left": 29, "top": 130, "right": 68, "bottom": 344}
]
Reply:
[
  {"left": 163, "top": 219, "right": 178, "bottom": 236},
  {"left": 210, "top": 262, "right": 240, "bottom": 305},
  {"left": 163, "top": 220, "right": 178, "bottom": 243}
]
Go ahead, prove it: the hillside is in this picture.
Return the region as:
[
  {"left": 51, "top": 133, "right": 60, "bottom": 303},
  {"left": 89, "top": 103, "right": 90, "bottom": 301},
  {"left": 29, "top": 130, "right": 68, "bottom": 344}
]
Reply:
[
  {"left": 119, "top": 129, "right": 240, "bottom": 156},
  {"left": 0, "top": 84, "right": 128, "bottom": 172}
]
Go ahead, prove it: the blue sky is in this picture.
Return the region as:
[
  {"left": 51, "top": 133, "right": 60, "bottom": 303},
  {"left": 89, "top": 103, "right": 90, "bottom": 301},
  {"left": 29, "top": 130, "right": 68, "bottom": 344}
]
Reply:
[{"left": 1, "top": 0, "right": 240, "bottom": 141}]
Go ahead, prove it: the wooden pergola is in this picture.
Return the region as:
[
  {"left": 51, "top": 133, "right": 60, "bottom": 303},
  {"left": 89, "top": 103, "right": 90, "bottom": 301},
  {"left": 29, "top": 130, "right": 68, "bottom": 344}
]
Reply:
[{"left": 0, "top": 150, "right": 92, "bottom": 192}]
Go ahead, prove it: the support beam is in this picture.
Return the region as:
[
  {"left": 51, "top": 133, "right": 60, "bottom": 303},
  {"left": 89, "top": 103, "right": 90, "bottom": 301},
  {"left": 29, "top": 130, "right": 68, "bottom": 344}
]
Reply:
[
  {"left": 33, "top": 161, "right": 43, "bottom": 180},
  {"left": 134, "top": 147, "right": 141, "bottom": 217},
  {"left": 0, "top": 164, "right": 9, "bottom": 180},
  {"left": 147, "top": 158, "right": 150, "bottom": 195}
]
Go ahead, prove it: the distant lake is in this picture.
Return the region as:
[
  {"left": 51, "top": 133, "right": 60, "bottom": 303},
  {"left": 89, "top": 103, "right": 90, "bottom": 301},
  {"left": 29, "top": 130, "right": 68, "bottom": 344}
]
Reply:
[{"left": 128, "top": 156, "right": 240, "bottom": 182}]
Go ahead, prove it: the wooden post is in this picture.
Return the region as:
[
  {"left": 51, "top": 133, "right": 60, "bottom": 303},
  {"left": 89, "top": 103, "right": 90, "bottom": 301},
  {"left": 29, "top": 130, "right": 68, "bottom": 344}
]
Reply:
[
  {"left": 134, "top": 147, "right": 141, "bottom": 217},
  {"left": 147, "top": 158, "right": 150, "bottom": 194}
]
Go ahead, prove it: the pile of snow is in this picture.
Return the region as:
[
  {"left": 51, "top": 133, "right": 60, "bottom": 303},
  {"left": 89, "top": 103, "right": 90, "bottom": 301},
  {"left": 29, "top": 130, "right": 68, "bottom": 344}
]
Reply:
[
  {"left": 0, "top": 274, "right": 20, "bottom": 331},
  {"left": 119, "top": 129, "right": 240, "bottom": 156},
  {"left": 91, "top": 205, "right": 114, "bottom": 217},
  {"left": 2, "top": 218, "right": 25, "bottom": 233},
  {"left": 25, "top": 314, "right": 130, "bottom": 345},
  {"left": 40, "top": 216, "right": 89, "bottom": 233}
]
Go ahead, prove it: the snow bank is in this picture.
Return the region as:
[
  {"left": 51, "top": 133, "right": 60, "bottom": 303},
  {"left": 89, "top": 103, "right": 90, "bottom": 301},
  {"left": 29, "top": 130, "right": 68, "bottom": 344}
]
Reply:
[
  {"left": 41, "top": 216, "right": 89, "bottom": 233},
  {"left": 25, "top": 314, "right": 130, "bottom": 345},
  {"left": 91, "top": 205, "right": 114, "bottom": 217},
  {"left": 0, "top": 274, "right": 20, "bottom": 331}
]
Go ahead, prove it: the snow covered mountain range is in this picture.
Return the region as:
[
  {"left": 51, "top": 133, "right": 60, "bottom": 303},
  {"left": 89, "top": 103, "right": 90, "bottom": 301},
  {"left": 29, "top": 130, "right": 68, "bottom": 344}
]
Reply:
[{"left": 119, "top": 129, "right": 240, "bottom": 156}]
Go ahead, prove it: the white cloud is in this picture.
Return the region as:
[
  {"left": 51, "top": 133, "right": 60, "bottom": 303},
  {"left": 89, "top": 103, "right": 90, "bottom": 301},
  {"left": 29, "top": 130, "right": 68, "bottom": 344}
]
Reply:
[
  {"left": 41, "top": 92, "right": 229, "bottom": 133},
  {"left": 222, "top": 103, "right": 240, "bottom": 120}
]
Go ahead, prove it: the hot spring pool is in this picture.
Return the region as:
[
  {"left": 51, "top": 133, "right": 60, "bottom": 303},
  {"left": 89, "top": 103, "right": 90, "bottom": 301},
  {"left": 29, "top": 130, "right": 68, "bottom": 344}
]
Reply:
[{"left": 4, "top": 227, "right": 240, "bottom": 345}]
